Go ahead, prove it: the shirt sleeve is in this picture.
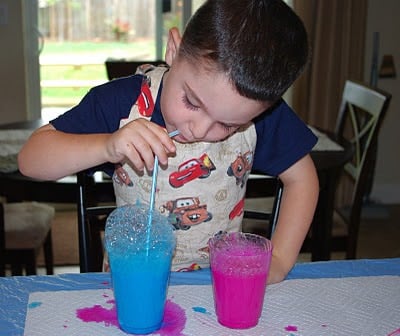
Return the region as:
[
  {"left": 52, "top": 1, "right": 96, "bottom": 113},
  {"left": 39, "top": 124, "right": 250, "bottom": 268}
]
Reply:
[
  {"left": 253, "top": 99, "right": 317, "bottom": 176},
  {"left": 49, "top": 75, "right": 143, "bottom": 176},
  {"left": 50, "top": 75, "right": 143, "bottom": 134}
]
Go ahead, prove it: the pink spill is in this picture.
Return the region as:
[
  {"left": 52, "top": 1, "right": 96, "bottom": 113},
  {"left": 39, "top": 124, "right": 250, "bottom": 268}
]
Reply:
[
  {"left": 76, "top": 301, "right": 119, "bottom": 327},
  {"left": 285, "top": 325, "right": 298, "bottom": 332},
  {"left": 159, "top": 300, "right": 187, "bottom": 336},
  {"left": 75, "top": 298, "right": 186, "bottom": 335},
  {"left": 388, "top": 328, "right": 400, "bottom": 336}
]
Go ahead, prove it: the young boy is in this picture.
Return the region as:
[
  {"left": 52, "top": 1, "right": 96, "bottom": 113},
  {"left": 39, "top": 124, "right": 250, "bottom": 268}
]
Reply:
[{"left": 18, "top": 0, "right": 319, "bottom": 284}]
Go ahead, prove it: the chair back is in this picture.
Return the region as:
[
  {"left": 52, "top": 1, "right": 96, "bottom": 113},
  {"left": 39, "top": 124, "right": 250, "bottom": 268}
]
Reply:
[
  {"left": 77, "top": 170, "right": 283, "bottom": 272},
  {"left": 242, "top": 174, "right": 283, "bottom": 239},
  {"left": 0, "top": 203, "right": 5, "bottom": 276},
  {"left": 77, "top": 171, "right": 116, "bottom": 272},
  {"left": 105, "top": 59, "right": 165, "bottom": 80},
  {"left": 333, "top": 80, "right": 391, "bottom": 258}
]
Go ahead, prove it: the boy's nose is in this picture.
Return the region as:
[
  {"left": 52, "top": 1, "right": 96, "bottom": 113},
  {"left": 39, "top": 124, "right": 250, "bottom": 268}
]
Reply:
[{"left": 190, "top": 119, "right": 213, "bottom": 140}]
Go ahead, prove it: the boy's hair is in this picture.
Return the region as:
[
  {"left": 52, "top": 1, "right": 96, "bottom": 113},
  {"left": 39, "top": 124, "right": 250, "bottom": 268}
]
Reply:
[{"left": 179, "top": 0, "right": 309, "bottom": 102}]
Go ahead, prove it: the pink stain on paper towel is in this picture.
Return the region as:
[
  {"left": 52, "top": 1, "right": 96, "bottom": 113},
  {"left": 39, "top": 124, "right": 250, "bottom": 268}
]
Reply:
[
  {"left": 285, "top": 325, "right": 298, "bottom": 332},
  {"left": 159, "top": 300, "right": 186, "bottom": 336},
  {"left": 76, "top": 299, "right": 186, "bottom": 335},
  {"left": 76, "top": 299, "right": 119, "bottom": 327}
]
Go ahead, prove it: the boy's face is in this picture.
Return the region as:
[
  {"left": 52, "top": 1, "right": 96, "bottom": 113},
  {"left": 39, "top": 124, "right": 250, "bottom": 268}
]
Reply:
[{"left": 160, "top": 57, "right": 270, "bottom": 143}]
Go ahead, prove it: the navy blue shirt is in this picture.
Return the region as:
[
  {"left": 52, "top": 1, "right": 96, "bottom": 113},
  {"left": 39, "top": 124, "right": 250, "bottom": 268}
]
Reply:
[{"left": 51, "top": 75, "right": 317, "bottom": 176}]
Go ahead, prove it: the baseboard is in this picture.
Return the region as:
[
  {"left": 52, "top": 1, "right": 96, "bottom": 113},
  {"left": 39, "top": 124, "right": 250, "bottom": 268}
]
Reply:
[{"left": 370, "top": 183, "right": 400, "bottom": 204}]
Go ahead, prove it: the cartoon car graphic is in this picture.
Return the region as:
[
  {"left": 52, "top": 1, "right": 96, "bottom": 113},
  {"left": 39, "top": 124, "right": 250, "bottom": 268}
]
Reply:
[
  {"left": 229, "top": 198, "right": 245, "bottom": 220},
  {"left": 161, "top": 196, "right": 212, "bottom": 230},
  {"left": 137, "top": 80, "right": 154, "bottom": 117},
  {"left": 169, "top": 153, "right": 216, "bottom": 188},
  {"left": 177, "top": 263, "right": 202, "bottom": 272},
  {"left": 227, "top": 151, "right": 253, "bottom": 188}
]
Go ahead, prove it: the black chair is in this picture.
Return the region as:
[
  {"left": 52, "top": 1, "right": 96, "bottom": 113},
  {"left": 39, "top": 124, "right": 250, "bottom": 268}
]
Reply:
[
  {"left": 242, "top": 174, "right": 283, "bottom": 239},
  {"left": 80, "top": 58, "right": 168, "bottom": 272},
  {"left": 105, "top": 58, "right": 166, "bottom": 80},
  {"left": 0, "top": 203, "right": 5, "bottom": 276},
  {"left": 329, "top": 80, "right": 391, "bottom": 259},
  {"left": 77, "top": 169, "right": 283, "bottom": 272},
  {"left": 76, "top": 171, "right": 115, "bottom": 273}
]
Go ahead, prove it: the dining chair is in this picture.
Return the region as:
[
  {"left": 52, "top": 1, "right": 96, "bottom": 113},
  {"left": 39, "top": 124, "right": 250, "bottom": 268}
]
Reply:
[
  {"left": 105, "top": 58, "right": 166, "bottom": 80},
  {"left": 77, "top": 168, "right": 283, "bottom": 272},
  {"left": 330, "top": 80, "right": 391, "bottom": 259},
  {"left": 95, "top": 60, "right": 169, "bottom": 271},
  {"left": 0, "top": 198, "right": 55, "bottom": 276},
  {"left": 76, "top": 170, "right": 116, "bottom": 273},
  {"left": 0, "top": 203, "right": 5, "bottom": 276},
  {"left": 242, "top": 174, "right": 283, "bottom": 239}
]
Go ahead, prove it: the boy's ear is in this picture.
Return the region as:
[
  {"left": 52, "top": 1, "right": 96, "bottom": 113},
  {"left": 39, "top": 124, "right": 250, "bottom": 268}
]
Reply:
[{"left": 165, "top": 27, "right": 182, "bottom": 66}]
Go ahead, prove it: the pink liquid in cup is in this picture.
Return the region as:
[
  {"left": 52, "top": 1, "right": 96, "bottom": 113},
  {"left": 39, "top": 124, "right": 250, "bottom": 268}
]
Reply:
[{"left": 209, "top": 232, "right": 272, "bottom": 329}]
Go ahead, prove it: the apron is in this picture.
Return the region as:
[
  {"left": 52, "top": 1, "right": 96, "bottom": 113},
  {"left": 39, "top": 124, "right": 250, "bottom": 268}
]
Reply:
[{"left": 113, "top": 65, "right": 257, "bottom": 271}]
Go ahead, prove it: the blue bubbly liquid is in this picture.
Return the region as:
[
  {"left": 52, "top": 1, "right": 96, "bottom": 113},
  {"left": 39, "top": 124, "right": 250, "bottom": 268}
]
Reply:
[
  {"left": 104, "top": 204, "right": 176, "bottom": 334},
  {"left": 110, "top": 249, "right": 173, "bottom": 334}
]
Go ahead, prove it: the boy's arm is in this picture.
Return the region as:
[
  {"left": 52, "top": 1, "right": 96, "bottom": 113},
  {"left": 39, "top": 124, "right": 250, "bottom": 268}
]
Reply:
[
  {"left": 18, "top": 123, "right": 112, "bottom": 180},
  {"left": 18, "top": 118, "right": 176, "bottom": 181},
  {"left": 267, "top": 154, "right": 319, "bottom": 284}
]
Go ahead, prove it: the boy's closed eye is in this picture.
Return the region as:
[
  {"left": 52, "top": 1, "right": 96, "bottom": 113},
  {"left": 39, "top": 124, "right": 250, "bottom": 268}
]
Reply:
[
  {"left": 181, "top": 94, "right": 199, "bottom": 111},
  {"left": 182, "top": 93, "right": 241, "bottom": 132}
]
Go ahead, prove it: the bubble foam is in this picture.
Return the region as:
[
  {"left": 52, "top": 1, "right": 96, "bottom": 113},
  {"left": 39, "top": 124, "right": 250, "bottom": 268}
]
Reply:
[{"left": 104, "top": 204, "right": 176, "bottom": 257}]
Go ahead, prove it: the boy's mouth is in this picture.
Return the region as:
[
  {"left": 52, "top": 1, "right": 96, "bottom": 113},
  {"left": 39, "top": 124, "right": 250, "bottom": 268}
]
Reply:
[{"left": 175, "top": 133, "right": 190, "bottom": 143}]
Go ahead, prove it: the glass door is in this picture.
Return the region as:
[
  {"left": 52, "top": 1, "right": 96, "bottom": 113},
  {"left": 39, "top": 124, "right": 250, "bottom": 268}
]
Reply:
[{"left": 37, "top": 0, "right": 205, "bottom": 121}]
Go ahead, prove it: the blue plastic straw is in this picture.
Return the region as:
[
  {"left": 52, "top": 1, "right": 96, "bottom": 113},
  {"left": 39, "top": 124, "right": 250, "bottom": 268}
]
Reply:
[{"left": 146, "top": 130, "right": 180, "bottom": 251}]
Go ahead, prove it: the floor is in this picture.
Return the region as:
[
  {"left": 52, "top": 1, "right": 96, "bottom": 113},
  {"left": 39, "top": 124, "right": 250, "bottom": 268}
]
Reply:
[{"left": 299, "top": 202, "right": 400, "bottom": 262}]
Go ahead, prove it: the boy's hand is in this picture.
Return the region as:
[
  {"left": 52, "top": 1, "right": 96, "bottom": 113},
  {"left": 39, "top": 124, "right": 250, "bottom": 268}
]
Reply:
[{"left": 105, "top": 118, "right": 176, "bottom": 172}]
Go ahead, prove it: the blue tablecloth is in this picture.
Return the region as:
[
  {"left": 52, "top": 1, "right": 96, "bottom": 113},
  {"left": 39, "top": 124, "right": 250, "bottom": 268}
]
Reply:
[{"left": 1, "top": 258, "right": 399, "bottom": 335}]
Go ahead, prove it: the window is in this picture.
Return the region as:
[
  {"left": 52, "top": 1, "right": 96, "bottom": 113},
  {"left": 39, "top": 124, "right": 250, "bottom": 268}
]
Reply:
[{"left": 38, "top": 0, "right": 205, "bottom": 121}]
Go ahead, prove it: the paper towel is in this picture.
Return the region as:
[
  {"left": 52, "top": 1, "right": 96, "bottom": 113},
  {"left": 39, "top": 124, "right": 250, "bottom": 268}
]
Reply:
[{"left": 24, "top": 276, "right": 400, "bottom": 336}]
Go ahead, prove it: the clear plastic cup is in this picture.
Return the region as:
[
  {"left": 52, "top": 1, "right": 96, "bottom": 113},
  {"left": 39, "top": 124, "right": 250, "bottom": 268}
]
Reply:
[
  {"left": 104, "top": 204, "right": 176, "bottom": 334},
  {"left": 208, "top": 232, "right": 273, "bottom": 329}
]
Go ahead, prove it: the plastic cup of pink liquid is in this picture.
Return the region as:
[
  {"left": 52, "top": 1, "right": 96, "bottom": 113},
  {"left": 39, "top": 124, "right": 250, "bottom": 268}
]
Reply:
[{"left": 208, "top": 232, "right": 273, "bottom": 329}]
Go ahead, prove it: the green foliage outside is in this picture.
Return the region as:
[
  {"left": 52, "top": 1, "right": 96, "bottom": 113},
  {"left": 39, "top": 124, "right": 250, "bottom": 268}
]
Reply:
[{"left": 41, "top": 40, "right": 156, "bottom": 106}]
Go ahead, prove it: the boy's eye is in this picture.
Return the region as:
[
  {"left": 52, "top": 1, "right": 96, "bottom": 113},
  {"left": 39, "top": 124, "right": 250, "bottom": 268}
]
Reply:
[{"left": 182, "top": 94, "right": 199, "bottom": 111}]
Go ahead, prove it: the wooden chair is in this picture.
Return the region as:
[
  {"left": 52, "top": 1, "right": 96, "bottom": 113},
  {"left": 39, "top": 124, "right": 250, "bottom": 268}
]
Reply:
[
  {"left": 86, "top": 59, "right": 166, "bottom": 271},
  {"left": 1, "top": 199, "right": 55, "bottom": 276},
  {"left": 77, "top": 169, "right": 283, "bottom": 272},
  {"left": 330, "top": 80, "right": 391, "bottom": 259},
  {"left": 242, "top": 174, "right": 283, "bottom": 239},
  {"left": 105, "top": 58, "right": 166, "bottom": 80},
  {"left": 0, "top": 203, "right": 5, "bottom": 276},
  {"left": 76, "top": 171, "right": 115, "bottom": 273}
]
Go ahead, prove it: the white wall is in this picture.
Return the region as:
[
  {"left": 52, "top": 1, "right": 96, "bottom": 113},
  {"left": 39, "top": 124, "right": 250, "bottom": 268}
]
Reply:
[
  {"left": 0, "top": 0, "right": 27, "bottom": 124},
  {"left": 365, "top": 0, "right": 400, "bottom": 204},
  {"left": 0, "top": 0, "right": 40, "bottom": 125}
]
